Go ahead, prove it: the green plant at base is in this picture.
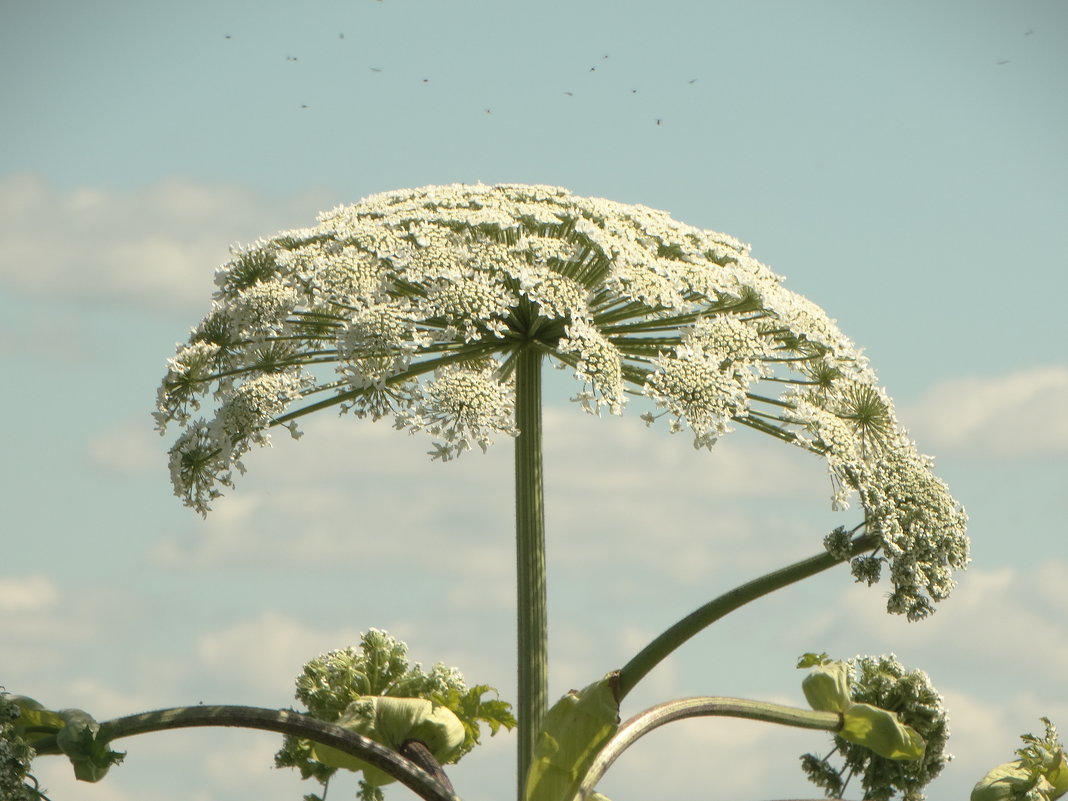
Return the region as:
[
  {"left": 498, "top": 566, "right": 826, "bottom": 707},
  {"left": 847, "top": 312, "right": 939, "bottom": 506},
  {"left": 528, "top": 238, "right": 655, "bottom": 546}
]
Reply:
[
  {"left": 972, "top": 718, "right": 1068, "bottom": 801},
  {"left": 276, "top": 629, "right": 514, "bottom": 801},
  {"left": 524, "top": 673, "right": 620, "bottom": 801}
]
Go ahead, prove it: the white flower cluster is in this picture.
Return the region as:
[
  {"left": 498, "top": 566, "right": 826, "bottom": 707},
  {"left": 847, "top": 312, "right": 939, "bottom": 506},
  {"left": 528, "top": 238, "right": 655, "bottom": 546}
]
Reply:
[
  {"left": 0, "top": 693, "right": 40, "bottom": 801},
  {"left": 292, "top": 629, "right": 469, "bottom": 722},
  {"left": 156, "top": 183, "right": 967, "bottom": 616}
]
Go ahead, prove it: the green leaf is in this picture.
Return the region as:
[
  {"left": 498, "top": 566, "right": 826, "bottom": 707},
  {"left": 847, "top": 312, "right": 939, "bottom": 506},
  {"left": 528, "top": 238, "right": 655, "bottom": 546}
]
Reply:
[
  {"left": 55, "top": 708, "right": 125, "bottom": 782},
  {"left": 796, "top": 652, "right": 830, "bottom": 669},
  {"left": 7, "top": 695, "right": 65, "bottom": 745},
  {"left": 524, "top": 672, "right": 621, "bottom": 801},
  {"left": 432, "top": 684, "right": 516, "bottom": 760},
  {"left": 310, "top": 697, "right": 464, "bottom": 788},
  {"left": 972, "top": 719, "right": 1068, "bottom": 801},
  {"left": 840, "top": 703, "right": 925, "bottom": 760},
  {"left": 971, "top": 761, "right": 1043, "bottom": 801},
  {"left": 802, "top": 661, "right": 852, "bottom": 714}
]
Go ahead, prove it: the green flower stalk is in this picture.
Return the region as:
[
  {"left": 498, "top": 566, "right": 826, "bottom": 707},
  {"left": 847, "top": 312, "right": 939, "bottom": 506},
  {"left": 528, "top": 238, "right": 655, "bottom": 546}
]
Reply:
[
  {"left": 571, "top": 692, "right": 843, "bottom": 801},
  {"left": 156, "top": 182, "right": 969, "bottom": 787}
]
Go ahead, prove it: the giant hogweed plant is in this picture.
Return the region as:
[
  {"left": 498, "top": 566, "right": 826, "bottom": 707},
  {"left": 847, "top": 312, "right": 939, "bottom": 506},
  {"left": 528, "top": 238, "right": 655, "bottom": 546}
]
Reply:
[{"left": 3, "top": 183, "right": 1055, "bottom": 801}]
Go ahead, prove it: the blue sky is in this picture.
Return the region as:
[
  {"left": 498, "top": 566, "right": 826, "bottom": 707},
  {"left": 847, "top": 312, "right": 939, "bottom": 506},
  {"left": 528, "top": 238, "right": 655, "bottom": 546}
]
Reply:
[{"left": 1, "top": 1, "right": 1066, "bottom": 800}]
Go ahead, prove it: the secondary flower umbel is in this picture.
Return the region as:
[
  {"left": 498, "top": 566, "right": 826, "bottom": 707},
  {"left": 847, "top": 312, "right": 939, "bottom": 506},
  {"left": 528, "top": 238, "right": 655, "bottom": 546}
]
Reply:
[
  {"left": 156, "top": 182, "right": 967, "bottom": 618},
  {"left": 800, "top": 654, "right": 951, "bottom": 801}
]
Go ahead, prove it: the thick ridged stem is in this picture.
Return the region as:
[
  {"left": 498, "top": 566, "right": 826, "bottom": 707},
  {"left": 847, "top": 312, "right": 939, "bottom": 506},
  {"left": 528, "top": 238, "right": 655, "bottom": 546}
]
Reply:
[{"left": 514, "top": 346, "right": 547, "bottom": 800}]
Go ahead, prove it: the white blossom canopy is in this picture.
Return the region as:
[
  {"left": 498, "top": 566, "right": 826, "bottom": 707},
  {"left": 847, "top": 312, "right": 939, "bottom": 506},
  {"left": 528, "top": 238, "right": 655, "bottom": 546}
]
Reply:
[{"left": 156, "top": 183, "right": 967, "bottom": 619}]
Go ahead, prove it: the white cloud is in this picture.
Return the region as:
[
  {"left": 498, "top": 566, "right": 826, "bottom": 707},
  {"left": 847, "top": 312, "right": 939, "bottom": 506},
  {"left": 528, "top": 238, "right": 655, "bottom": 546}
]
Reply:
[
  {"left": 779, "top": 561, "right": 1068, "bottom": 797},
  {"left": 194, "top": 611, "right": 366, "bottom": 702},
  {"left": 902, "top": 366, "right": 1068, "bottom": 455},
  {"left": 33, "top": 760, "right": 143, "bottom": 801},
  {"left": 33, "top": 727, "right": 310, "bottom": 801},
  {"left": 200, "top": 731, "right": 314, "bottom": 795},
  {"left": 0, "top": 574, "right": 59, "bottom": 612},
  {"left": 0, "top": 172, "right": 335, "bottom": 311},
  {"left": 542, "top": 406, "right": 828, "bottom": 500},
  {"left": 799, "top": 560, "right": 1068, "bottom": 693},
  {"left": 87, "top": 419, "right": 168, "bottom": 472},
  {"left": 150, "top": 408, "right": 844, "bottom": 585},
  {"left": 595, "top": 712, "right": 834, "bottom": 800},
  {"left": 0, "top": 576, "right": 102, "bottom": 677}
]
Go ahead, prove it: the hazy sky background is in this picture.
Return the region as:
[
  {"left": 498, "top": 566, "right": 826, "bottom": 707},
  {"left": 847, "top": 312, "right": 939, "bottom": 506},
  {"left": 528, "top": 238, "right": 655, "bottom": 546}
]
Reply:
[{"left": 1, "top": 1, "right": 1066, "bottom": 800}]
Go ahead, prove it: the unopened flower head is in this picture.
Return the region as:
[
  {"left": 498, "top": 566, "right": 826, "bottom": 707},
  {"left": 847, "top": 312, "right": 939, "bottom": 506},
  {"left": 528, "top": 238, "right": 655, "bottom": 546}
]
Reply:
[
  {"left": 972, "top": 718, "right": 1068, "bottom": 801},
  {"left": 801, "top": 654, "right": 950, "bottom": 801},
  {"left": 156, "top": 183, "right": 967, "bottom": 615},
  {"left": 275, "top": 629, "right": 514, "bottom": 801},
  {"left": 291, "top": 629, "right": 468, "bottom": 723}
]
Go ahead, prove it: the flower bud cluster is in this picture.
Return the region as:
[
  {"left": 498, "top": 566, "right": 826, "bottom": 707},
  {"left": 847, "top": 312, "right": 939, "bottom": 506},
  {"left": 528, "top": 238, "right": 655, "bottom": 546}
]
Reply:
[
  {"left": 276, "top": 629, "right": 514, "bottom": 801},
  {"left": 800, "top": 653, "right": 950, "bottom": 801},
  {"left": 972, "top": 718, "right": 1068, "bottom": 801},
  {"left": 0, "top": 693, "right": 44, "bottom": 801}
]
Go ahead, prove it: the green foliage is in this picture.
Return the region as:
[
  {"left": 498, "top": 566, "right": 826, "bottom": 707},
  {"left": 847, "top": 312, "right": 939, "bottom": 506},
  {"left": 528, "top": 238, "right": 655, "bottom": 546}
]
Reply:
[
  {"left": 432, "top": 683, "right": 517, "bottom": 762},
  {"left": 275, "top": 629, "right": 513, "bottom": 800},
  {"left": 797, "top": 652, "right": 831, "bottom": 669},
  {"left": 799, "top": 656, "right": 925, "bottom": 758},
  {"left": 524, "top": 673, "right": 620, "bottom": 801},
  {"left": 800, "top": 656, "right": 852, "bottom": 714},
  {"left": 801, "top": 752, "right": 846, "bottom": 798},
  {"left": 3, "top": 695, "right": 64, "bottom": 747},
  {"left": 839, "top": 704, "right": 925, "bottom": 760},
  {"left": 1017, "top": 719, "right": 1068, "bottom": 796},
  {"left": 1, "top": 693, "right": 123, "bottom": 791},
  {"left": 972, "top": 718, "right": 1068, "bottom": 801},
  {"left": 54, "top": 708, "right": 125, "bottom": 782},
  {"left": 309, "top": 696, "right": 464, "bottom": 787},
  {"left": 1, "top": 692, "right": 47, "bottom": 800},
  {"left": 799, "top": 654, "right": 948, "bottom": 801},
  {"left": 293, "top": 630, "right": 459, "bottom": 722}
]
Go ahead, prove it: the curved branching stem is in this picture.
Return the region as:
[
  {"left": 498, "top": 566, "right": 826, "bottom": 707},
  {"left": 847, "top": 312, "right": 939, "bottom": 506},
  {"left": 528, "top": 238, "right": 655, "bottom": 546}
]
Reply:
[
  {"left": 32, "top": 705, "right": 462, "bottom": 801},
  {"left": 271, "top": 341, "right": 506, "bottom": 426},
  {"left": 571, "top": 697, "right": 841, "bottom": 801},
  {"left": 617, "top": 530, "right": 879, "bottom": 700}
]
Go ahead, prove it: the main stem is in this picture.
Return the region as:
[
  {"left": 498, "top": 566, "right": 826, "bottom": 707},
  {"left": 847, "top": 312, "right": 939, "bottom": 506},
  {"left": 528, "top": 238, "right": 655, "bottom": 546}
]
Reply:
[{"left": 514, "top": 346, "right": 547, "bottom": 799}]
